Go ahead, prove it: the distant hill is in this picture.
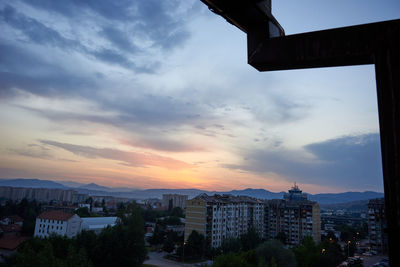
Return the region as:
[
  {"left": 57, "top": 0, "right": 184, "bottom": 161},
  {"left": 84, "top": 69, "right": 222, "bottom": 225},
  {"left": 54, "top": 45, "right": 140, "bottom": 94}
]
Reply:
[
  {"left": 0, "top": 178, "right": 384, "bottom": 205},
  {"left": 309, "top": 191, "right": 384, "bottom": 204},
  {"left": 78, "top": 183, "right": 111, "bottom": 192},
  {"left": 0, "top": 178, "right": 67, "bottom": 189},
  {"left": 57, "top": 181, "right": 86, "bottom": 188},
  {"left": 320, "top": 199, "right": 371, "bottom": 212}
]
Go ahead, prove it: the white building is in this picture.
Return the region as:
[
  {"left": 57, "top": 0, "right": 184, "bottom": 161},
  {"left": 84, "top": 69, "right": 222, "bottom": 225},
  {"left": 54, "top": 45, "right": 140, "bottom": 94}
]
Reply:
[
  {"left": 78, "top": 203, "right": 90, "bottom": 209},
  {"left": 81, "top": 217, "right": 118, "bottom": 234},
  {"left": 34, "top": 211, "right": 82, "bottom": 238}
]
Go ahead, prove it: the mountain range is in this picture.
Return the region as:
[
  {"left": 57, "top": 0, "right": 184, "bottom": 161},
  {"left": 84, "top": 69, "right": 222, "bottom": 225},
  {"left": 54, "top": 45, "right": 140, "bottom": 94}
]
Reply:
[{"left": 0, "top": 178, "right": 384, "bottom": 205}]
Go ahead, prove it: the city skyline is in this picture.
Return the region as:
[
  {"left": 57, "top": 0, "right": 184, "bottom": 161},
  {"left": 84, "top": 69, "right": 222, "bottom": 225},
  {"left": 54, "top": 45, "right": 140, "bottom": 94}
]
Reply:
[{"left": 1, "top": 1, "right": 399, "bottom": 193}]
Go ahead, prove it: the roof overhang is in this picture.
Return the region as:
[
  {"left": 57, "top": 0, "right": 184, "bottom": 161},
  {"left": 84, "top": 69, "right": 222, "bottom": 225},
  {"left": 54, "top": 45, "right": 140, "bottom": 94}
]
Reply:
[{"left": 200, "top": 0, "right": 284, "bottom": 37}]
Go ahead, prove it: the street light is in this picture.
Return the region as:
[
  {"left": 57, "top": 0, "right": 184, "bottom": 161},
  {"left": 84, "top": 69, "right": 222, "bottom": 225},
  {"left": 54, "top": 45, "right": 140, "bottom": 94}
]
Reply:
[
  {"left": 182, "top": 241, "right": 186, "bottom": 267},
  {"left": 347, "top": 241, "right": 351, "bottom": 258}
]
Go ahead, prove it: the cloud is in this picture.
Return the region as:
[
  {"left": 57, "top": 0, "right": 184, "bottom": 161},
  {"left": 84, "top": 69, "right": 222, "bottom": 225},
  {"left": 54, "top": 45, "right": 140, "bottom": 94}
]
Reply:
[
  {"left": 16, "top": 0, "right": 195, "bottom": 51},
  {"left": 225, "top": 133, "right": 383, "bottom": 189},
  {"left": 9, "top": 144, "right": 53, "bottom": 160},
  {"left": 119, "top": 137, "right": 205, "bottom": 153},
  {"left": 0, "top": 5, "right": 78, "bottom": 48},
  {"left": 40, "top": 140, "right": 192, "bottom": 170},
  {"left": 7, "top": 144, "right": 79, "bottom": 162},
  {"left": 0, "top": 0, "right": 198, "bottom": 85}
]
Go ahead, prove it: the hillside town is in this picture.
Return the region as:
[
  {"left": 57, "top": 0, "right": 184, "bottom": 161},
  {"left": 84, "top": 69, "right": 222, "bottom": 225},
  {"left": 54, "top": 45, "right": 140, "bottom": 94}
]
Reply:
[{"left": 0, "top": 182, "right": 388, "bottom": 266}]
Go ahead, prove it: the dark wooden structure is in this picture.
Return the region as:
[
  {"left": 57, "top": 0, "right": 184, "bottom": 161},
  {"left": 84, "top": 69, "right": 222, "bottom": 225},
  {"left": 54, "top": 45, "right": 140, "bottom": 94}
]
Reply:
[{"left": 201, "top": 1, "right": 400, "bottom": 265}]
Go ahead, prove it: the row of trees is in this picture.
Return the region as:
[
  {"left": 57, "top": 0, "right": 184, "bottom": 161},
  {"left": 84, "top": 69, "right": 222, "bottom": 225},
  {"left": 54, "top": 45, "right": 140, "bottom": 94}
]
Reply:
[
  {"left": 0, "top": 198, "right": 42, "bottom": 235},
  {"left": 2, "top": 203, "right": 147, "bottom": 267},
  {"left": 144, "top": 206, "right": 185, "bottom": 253},
  {"left": 173, "top": 228, "right": 264, "bottom": 262},
  {"left": 211, "top": 235, "right": 345, "bottom": 267},
  {"left": 174, "top": 228, "right": 348, "bottom": 267},
  {"left": 141, "top": 206, "right": 184, "bottom": 223}
]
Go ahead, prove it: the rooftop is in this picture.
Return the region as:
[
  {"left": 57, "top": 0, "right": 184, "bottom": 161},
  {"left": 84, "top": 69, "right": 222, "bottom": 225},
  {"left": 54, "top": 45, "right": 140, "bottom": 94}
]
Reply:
[
  {"left": 37, "top": 211, "right": 76, "bottom": 221},
  {"left": 1, "top": 215, "right": 23, "bottom": 222},
  {"left": 196, "top": 193, "right": 263, "bottom": 204},
  {"left": 0, "top": 235, "right": 27, "bottom": 250}
]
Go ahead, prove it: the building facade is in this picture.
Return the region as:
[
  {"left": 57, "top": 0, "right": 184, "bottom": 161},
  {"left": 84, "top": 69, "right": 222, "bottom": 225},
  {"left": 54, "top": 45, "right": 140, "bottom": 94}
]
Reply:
[
  {"left": 162, "top": 194, "right": 188, "bottom": 209},
  {"left": 184, "top": 185, "right": 321, "bottom": 248},
  {"left": 0, "top": 186, "right": 78, "bottom": 202},
  {"left": 367, "top": 198, "right": 388, "bottom": 253},
  {"left": 265, "top": 184, "right": 321, "bottom": 246},
  {"left": 185, "top": 194, "right": 264, "bottom": 248},
  {"left": 34, "top": 211, "right": 82, "bottom": 238}
]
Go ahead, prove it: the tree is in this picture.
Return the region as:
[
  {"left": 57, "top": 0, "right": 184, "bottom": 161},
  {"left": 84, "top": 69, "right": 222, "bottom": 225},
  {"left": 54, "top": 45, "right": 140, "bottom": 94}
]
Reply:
[
  {"left": 48, "top": 234, "right": 72, "bottom": 259},
  {"left": 148, "top": 225, "right": 165, "bottom": 245},
  {"left": 255, "top": 240, "right": 296, "bottom": 267},
  {"left": 212, "top": 252, "right": 252, "bottom": 267},
  {"left": 292, "top": 236, "right": 320, "bottom": 267},
  {"left": 240, "top": 227, "right": 262, "bottom": 251},
  {"left": 170, "top": 207, "right": 184, "bottom": 218},
  {"left": 85, "top": 197, "right": 93, "bottom": 206},
  {"left": 182, "top": 230, "right": 206, "bottom": 260},
  {"left": 275, "top": 232, "right": 288, "bottom": 245},
  {"left": 142, "top": 208, "right": 157, "bottom": 222},
  {"left": 316, "top": 239, "right": 345, "bottom": 267},
  {"left": 322, "top": 231, "right": 338, "bottom": 243},
  {"left": 12, "top": 239, "right": 64, "bottom": 267},
  {"left": 168, "top": 199, "right": 173, "bottom": 211},
  {"left": 75, "top": 230, "right": 98, "bottom": 262},
  {"left": 163, "top": 235, "right": 175, "bottom": 253},
  {"left": 75, "top": 207, "right": 90, "bottom": 218},
  {"left": 75, "top": 203, "right": 147, "bottom": 267},
  {"left": 220, "top": 237, "right": 242, "bottom": 254},
  {"left": 64, "top": 245, "right": 93, "bottom": 267}
]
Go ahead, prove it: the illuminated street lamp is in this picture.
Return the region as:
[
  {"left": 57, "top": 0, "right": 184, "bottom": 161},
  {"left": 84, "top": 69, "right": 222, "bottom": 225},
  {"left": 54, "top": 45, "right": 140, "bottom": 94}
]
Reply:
[
  {"left": 347, "top": 241, "right": 351, "bottom": 258},
  {"left": 182, "top": 241, "right": 187, "bottom": 267}
]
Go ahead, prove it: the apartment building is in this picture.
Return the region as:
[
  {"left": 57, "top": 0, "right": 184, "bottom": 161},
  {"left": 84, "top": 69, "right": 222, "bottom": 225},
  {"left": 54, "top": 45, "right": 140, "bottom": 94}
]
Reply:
[
  {"left": 162, "top": 194, "right": 188, "bottom": 209},
  {"left": 367, "top": 198, "right": 388, "bottom": 253},
  {"left": 185, "top": 185, "right": 321, "bottom": 248},
  {"left": 185, "top": 193, "right": 264, "bottom": 248},
  {"left": 265, "top": 184, "right": 321, "bottom": 246},
  {"left": 0, "top": 186, "right": 78, "bottom": 202}
]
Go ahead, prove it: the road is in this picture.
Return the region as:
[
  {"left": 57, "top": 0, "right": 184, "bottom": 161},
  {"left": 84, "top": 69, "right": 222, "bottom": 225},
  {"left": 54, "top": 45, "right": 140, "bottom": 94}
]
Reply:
[{"left": 144, "top": 252, "right": 196, "bottom": 267}]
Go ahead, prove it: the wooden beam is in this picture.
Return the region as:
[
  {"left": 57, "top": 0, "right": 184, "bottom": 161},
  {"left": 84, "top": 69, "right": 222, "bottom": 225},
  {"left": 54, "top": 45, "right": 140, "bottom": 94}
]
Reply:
[
  {"left": 248, "top": 18, "right": 400, "bottom": 267},
  {"left": 375, "top": 42, "right": 400, "bottom": 267},
  {"left": 248, "top": 19, "right": 400, "bottom": 71}
]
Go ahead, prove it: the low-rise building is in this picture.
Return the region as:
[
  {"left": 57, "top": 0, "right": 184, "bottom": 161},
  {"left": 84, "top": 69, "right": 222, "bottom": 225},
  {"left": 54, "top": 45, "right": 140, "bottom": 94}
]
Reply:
[
  {"left": 0, "top": 215, "right": 23, "bottom": 227},
  {"left": 34, "top": 211, "right": 82, "bottom": 238},
  {"left": 81, "top": 217, "right": 118, "bottom": 234}
]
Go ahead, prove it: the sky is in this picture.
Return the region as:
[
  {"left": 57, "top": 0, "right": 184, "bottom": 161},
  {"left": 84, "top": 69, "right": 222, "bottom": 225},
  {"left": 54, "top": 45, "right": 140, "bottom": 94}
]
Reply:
[{"left": 0, "top": 0, "right": 399, "bottom": 193}]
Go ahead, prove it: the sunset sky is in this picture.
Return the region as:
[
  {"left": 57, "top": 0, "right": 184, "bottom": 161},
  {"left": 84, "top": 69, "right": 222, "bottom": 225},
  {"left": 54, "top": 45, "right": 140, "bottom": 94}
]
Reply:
[{"left": 1, "top": 0, "right": 399, "bottom": 193}]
